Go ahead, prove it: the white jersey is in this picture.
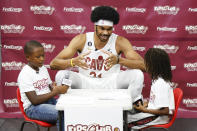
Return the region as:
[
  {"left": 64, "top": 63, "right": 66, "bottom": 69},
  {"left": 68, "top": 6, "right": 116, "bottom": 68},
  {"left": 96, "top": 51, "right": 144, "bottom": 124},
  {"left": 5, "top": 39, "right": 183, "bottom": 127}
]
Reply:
[
  {"left": 78, "top": 32, "right": 120, "bottom": 78},
  {"left": 17, "top": 65, "right": 52, "bottom": 109}
]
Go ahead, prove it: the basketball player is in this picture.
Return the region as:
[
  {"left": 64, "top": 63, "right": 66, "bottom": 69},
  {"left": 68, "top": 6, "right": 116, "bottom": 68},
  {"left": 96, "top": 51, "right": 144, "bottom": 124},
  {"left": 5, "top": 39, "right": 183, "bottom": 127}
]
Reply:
[{"left": 50, "top": 6, "right": 145, "bottom": 104}]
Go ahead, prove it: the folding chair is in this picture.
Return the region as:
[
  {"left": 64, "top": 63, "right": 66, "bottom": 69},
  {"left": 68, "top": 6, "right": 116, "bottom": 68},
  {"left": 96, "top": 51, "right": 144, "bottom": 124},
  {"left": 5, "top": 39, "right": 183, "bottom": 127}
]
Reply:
[
  {"left": 16, "top": 88, "right": 55, "bottom": 131},
  {"left": 143, "top": 88, "right": 183, "bottom": 131}
]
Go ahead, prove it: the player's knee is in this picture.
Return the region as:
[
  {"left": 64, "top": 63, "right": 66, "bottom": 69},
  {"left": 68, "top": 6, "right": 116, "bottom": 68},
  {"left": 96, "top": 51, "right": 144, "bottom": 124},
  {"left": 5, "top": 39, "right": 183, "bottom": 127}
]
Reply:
[
  {"left": 135, "top": 69, "right": 144, "bottom": 82},
  {"left": 128, "top": 69, "right": 144, "bottom": 82}
]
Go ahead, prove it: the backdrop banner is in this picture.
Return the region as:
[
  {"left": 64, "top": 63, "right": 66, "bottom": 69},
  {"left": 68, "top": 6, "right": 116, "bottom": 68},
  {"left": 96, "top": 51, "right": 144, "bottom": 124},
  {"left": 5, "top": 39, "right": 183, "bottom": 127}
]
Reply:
[{"left": 0, "top": 0, "right": 197, "bottom": 118}]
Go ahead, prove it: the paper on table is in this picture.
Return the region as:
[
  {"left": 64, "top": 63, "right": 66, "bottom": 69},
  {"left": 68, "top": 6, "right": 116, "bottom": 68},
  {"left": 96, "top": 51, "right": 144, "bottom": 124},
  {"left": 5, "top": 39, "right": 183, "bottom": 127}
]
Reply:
[{"left": 61, "top": 96, "right": 95, "bottom": 105}]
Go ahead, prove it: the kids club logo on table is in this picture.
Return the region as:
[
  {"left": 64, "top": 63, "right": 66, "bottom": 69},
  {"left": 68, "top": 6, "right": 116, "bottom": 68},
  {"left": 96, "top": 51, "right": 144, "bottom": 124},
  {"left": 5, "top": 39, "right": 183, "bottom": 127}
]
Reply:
[{"left": 67, "top": 123, "right": 120, "bottom": 131}]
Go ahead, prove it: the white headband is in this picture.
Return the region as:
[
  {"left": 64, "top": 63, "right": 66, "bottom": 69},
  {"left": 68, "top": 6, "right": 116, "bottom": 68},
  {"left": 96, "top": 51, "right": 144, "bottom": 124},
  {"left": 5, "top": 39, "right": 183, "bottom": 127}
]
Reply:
[{"left": 95, "top": 19, "right": 113, "bottom": 26}]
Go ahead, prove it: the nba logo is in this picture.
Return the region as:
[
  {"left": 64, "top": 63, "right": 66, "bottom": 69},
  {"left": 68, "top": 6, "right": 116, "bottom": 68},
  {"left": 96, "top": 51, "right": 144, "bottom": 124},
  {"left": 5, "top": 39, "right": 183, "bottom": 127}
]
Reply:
[{"left": 88, "top": 42, "right": 92, "bottom": 46}]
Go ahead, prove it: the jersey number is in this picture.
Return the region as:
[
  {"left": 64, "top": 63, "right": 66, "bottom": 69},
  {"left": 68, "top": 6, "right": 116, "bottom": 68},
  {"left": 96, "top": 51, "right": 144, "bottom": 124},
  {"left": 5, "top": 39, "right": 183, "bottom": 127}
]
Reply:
[{"left": 90, "top": 72, "right": 102, "bottom": 78}]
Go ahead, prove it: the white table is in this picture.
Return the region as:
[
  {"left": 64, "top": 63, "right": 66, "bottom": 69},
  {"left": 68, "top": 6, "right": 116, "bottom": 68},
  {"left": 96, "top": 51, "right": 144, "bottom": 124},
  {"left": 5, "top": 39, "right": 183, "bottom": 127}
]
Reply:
[{"left": 56, "top": 89, "right": 132, "bottom": 131}]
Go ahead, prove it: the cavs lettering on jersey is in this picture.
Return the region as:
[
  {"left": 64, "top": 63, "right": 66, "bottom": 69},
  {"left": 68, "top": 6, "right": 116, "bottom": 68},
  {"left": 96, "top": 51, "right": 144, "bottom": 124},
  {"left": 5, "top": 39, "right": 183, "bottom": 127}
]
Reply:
[{"left": 78, "top": 32, "right": 120, "bottom": 78}]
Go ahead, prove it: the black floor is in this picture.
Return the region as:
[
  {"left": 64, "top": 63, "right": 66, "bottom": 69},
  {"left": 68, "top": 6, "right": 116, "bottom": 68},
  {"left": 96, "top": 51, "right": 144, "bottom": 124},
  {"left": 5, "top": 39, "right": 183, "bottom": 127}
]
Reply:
[{"left": 0, "top": 118, "right": 196, "bottom": 131}]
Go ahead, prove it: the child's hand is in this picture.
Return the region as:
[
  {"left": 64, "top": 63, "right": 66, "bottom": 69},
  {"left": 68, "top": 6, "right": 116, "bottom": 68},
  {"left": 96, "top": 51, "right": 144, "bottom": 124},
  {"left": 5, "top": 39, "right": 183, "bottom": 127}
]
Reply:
[
  {"left": 53, "top": 85, "right": 69, "bottom": 94},
  {"left": 133, "top": 101, "right": 147, "bottom": 112},
  {"left": 143, "top": 101, "right": 149, "bottom": 108},
  {"left": 58, "top": 85, "right": 69, "bottom": 94}
]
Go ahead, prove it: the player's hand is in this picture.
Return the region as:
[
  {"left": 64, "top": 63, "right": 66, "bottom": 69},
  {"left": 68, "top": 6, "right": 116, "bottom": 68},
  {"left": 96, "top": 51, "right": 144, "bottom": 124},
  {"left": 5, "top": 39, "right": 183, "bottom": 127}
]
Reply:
[
  {"left": 101, "top": 50, "right": 118, "bottom": 70},
  {"left": 73, "top": 51, "right": 90, "bottom": 70}
]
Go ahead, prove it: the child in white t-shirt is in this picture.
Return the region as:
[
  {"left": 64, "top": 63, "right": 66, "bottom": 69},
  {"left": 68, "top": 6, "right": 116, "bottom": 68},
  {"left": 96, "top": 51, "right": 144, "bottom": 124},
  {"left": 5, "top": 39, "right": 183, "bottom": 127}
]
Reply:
[
  {"left": 127, "top": 48, "right": 175, "bottom": 130},
  {"left": 18, "top": 40, "right": 69, "bottom": 131}
]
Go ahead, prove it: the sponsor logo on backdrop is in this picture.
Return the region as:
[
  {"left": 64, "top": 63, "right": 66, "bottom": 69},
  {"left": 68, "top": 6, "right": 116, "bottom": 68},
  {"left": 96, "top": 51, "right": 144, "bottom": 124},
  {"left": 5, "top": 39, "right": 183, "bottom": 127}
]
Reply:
[
  {"left": 133, "top": 46, "right": 146, "bottom": 52},
  {"left": 2, "top": 7, "right": 22, "bottom": 13},
  {"left": 67, "top": 123, "right": 119, "bottom": 131},
  {"left": 187, "top": 83, "right": 197, "bottom": 87},
  {"left": 188, "top": 8, "right": 197, "bottom": 12},
  {"left": 185, "top": 25, "right": 197, "bottom": 34},
  {"left": 126, "top": 7, "right": 146, "bottom": 13},
  {"left": 4, "top": 98, "right": 18, "bottom": 107},
  {"left": 60, "top": 25, "right": 86, "bottom": 34},
  {"left": 34, "top": 26, "right": 53, "bottom": 32},
  {"left": 122, "top": 25, "right": 148, "bottom": 34},
  {"left": 153, "top": 44, "right": 179, "bottom": 53},
  {"left": 44, "top": 64, "right": 50, "bottom": 68},
  {"left": 5, "top": 82, "right": 18, "bottom": 86},
  {"left": 30, "top": 5, "right": 55, "bottom": 15},
  {"left": 91, "top": 6, "right": 117, "bottom": 11},
  {"left": 184, "top": 62, "right": 197, "bottom": 71},
  {"left": 157, "top": 27, "right": 177, "bottom": 32},
  {"left": 41, "top": 43, "right": 55, "bottom": 52},
  {"left": 170, "top": 82, "right": 178, "bottom": 89},
  {"left": 2, "top": 61, "right": 24, "bottom": 70},
  {"left": 171, "top": 66, "right": 176, "bottom": 70},
  {"left": 188, "top": 46, "right": 197, "bottom": 50},
  {"left": 63, "top": 7, "right": 84, "bottom": 13},
  {"left": 183, "top": 98, "right": 197, "bottom": 107},
  {"left": 1, "top": 24, "right": 25, "bottom": 34},
  {"left": 3, "top": 45, "right": 23, "bottom": 50},
  {"left": 154, "top": 6, "right": 179, "bottom": 15}
]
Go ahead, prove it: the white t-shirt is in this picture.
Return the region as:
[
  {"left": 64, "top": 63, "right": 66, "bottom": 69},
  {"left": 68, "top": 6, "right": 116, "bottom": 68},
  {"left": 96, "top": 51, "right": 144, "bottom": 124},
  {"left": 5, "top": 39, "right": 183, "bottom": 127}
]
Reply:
[
  {"left": 148, "top": 77, "right": 175, "bottom": 114},
  {"left": 17, "top": 65, "right": 52, "bottom": 110},
  {"left": 127, "top": 77, "right": 175, "bottom": 129},
  {"left": 78, "top": 32, "right": 121, "bottom": 78}
]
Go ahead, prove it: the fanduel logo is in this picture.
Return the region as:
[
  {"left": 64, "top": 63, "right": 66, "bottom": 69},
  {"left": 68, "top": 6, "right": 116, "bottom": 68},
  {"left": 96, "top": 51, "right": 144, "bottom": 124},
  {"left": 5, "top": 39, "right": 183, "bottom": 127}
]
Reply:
[
  {"left": 2, "top": 7, "right": 22, "bottom": 13},
  {"left": 4, "top": 98, "right": 18, "bottom": 108},
  {"left": 185, "top": 25, "right": 197, "bottom": 34},
  {"left": 91, "top": 6, "right": 117, "bottom": 11},
  {"left": 1, "top": 24, "right": 25, "bottom": 34},
  {"left": 5, "top": 82, "right": 18, "bottom": 86},
  {"left": 184, "top": 62, "right": 197, "bottom": 71},
  {"left": 154, "top": 6, "right": 179, "bottom": 15},
  {"left": 157, "top": 27, "right": 177, "bottom": 32},
  {"left": 63, "top": 7, "right": 84, "bottom": 13},
  {"left": 133, "top": 46, "right": 146, "bottom": 51},
  {"left": 4, "top": 45, "right": 23, "bottom": 50},
  {"left": 153, "top": 44, "right": 179, "bottom": 53},
  {"left": 187, "top": 83, "right": 197, "bottom": 87},
  {"left": 188, "top": 8, "right": 197, "bottom": 12},
  {"left": 122, "top": 25, "right": 148, "bottom": 34},
  {"left": 187, "top": 46, "right": 197, "bottom": 50},
  {"left": 30, "top": 5, "right": 55, "bottom": 15},
  {"left": 41, "top": 43, "right": 55, "bottom": 52},
  {"left": 2, "top": 61, "right": 24, "bottom": 70},
  {"left": 34, "top": 26, "right": 53, "bottom": 32},
  {"left": 126, "top": 7, "right": 146, "bottom": 13},
  {"left": 44, "top": 64, "right": 50, "bottom": 69},
  {"left": 60, "top": 25, "right": 86, "bottom": 34}
]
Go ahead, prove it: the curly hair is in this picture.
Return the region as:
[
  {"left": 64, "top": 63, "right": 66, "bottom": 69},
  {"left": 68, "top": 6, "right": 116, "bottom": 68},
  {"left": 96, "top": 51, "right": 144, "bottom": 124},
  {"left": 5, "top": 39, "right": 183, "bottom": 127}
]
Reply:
[
  {"left": 91, "top": 6, "right": 119, "bottom": 25},
  {"left": 144, "top": 48, "right": 172, "bottom": 82},
  {"left": 24, "top": 40, "right": 43, "bottom": 55}
]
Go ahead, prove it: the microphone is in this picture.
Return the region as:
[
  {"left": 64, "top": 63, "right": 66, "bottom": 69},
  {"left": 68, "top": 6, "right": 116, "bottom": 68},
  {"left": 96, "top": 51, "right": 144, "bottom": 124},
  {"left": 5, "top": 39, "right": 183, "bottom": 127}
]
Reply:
[{"left": 36, "top": 70, "right": 39, "bottom": 74}]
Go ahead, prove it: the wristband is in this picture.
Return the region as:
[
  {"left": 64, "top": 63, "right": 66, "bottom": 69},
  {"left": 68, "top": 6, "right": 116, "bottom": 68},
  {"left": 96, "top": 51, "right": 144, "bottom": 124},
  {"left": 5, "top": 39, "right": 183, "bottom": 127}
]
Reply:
[{"left": 71, "top": 58, "right": 74, "bottom": 67}]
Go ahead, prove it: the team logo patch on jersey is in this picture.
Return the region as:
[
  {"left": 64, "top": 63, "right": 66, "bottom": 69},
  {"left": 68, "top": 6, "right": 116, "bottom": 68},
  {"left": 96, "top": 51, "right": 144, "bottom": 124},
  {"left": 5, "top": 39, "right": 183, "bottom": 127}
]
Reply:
[{"left": 88, "top": 42, "right": 92, "bottom": 46}]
